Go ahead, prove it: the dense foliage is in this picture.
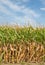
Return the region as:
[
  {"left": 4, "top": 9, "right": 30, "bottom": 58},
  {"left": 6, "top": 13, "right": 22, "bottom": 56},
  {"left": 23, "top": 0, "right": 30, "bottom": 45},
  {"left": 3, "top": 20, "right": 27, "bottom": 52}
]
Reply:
[
  {"left": 0, "top": 26, "right": 45, "bottom": 45},
  {"left": 0, "top": 26, "right": 45, "bottom": 63}
]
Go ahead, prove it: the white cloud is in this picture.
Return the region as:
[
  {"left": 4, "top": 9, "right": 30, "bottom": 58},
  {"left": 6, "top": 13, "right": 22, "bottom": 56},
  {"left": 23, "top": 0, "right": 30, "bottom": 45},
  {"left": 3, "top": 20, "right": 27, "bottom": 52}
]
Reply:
[
  {"left": 19, "top": 0, "right": 29, "bottom": 2},
  {"left": 0, "top": 0, "right": 24, "bottom": 12},
  {"left": 23, "top": 8, "right": 39, "bottom": 17},
  {"left": 15, "top": 0, "right": 29, "bottom": 2},
  {"left": 0, "top": 5, "right": 13, "bottom": 16},
  {"left": 40, "top": 8, "right": 45, "bottom": 11},
  {"left": 0, "top": 0, "right": 39, "bottom": 18},
  {"left": 0, "top": 0, "right": 40, "bottom": 27}
]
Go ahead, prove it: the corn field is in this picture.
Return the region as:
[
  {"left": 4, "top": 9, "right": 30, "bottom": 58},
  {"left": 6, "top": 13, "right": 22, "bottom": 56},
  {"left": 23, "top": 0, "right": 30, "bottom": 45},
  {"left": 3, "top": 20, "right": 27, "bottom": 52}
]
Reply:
[{"left": 0, "top": 26, "right": 45, "bottom": 63}]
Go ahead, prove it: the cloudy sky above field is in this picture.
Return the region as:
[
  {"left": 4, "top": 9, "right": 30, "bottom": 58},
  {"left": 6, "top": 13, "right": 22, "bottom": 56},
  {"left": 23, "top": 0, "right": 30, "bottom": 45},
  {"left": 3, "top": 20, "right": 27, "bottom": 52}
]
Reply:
[{"left": 0, "top": 0, "right": 45, "bottom": 27}]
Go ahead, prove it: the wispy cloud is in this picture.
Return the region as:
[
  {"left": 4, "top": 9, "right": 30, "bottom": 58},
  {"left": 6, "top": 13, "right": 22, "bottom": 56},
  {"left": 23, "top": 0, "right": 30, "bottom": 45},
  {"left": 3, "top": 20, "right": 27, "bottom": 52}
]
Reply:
[
  {"left": 0, "top": 0, "right": 39, "bottom": 18},
  {"left": 0, "top": 0, "right": 41, "bottom": 26},
  {"left": 12, "top": 0, "right": 30, "bottom": 3},
  {"left": 40, "top": 8, "right": 45, "bottom": 11},
  {"left": 0, "top": 5, "right": 14, "bottom": 16}
]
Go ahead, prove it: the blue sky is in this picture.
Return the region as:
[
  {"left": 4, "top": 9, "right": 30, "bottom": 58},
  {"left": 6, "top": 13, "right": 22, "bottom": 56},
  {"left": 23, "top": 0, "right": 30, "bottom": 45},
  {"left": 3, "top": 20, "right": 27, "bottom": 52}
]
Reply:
[{"left": 0, "top": 0, "right": 45, "bottom": 27}]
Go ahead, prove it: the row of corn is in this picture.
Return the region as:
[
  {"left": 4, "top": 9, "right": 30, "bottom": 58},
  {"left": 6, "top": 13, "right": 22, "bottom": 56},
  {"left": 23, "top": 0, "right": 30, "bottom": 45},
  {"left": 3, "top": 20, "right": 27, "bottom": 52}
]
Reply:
[
  {"left": 0, "top": 26, "right": 45, "bottom": 45},
  {"left": 0, "top": 26, "right": 45, "bottom": 63},
  {"left": 0, "top": 42, "right": 45, "bottom": 63}
]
